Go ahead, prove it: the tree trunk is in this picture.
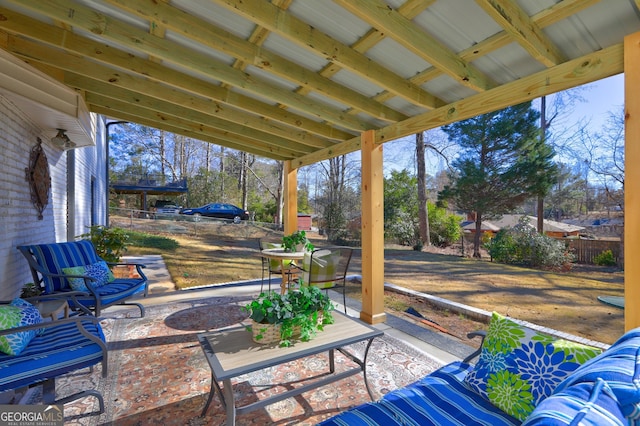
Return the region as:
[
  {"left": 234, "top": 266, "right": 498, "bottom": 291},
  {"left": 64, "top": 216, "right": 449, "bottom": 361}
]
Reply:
[
  {"left": 159, "top": 130, "right": 166, "bottom": 177},
  {"left": 416, "top": 132, "right": 430, "bottom": 246},
  {"left": 220, "top": 146, "right": 225, "bottom": 199},
  {"left": 241, "top": 152, "right": 248, "bottom": 210},
  {"left": 538, "top": 96, "right": 547, "bottom": 233},
  {"left": 276, "top": 161, "right": 284, "bottom": 226},
  {"left": 473, "top": 212, "right": 483, "bottom": 258}
]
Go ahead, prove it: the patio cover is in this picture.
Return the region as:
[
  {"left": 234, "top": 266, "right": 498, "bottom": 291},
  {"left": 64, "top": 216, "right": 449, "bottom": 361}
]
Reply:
[{"left": 0, "top": 0, "right": 639, "bottom": 328}]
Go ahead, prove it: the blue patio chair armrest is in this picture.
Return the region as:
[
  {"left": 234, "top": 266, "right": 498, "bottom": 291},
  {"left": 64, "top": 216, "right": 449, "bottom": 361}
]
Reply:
[
  {"left": 106, "top": 262, "right": 148, "bottom": 281},
  {"left": 0, "top": 315, "right": 108, "bottom": 377},
  {"left": 27, "top": 269, "right": 101, "bottom": 294},
  {"left": 0, "top": 314, "right": 98, "bottom": 335},
  {"left": 22, "top": 291, "right": 91, "bottom": 303},
  {"left": 57, "top": 273, "right": 101, "bottom": 295},
  {"left": 24, "top": 290, "right": 97, "bottom": 317},
  {"left": 462, "top": 330, "right": 487, "bottom": 364},
  {"left": 107, "top": 262, "right": 147, "bottom": 269}
]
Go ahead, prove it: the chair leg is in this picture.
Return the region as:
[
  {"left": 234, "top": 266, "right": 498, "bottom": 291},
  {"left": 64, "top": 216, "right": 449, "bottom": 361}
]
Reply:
[
  {"left": 342, "top": 284, "right": 347, "bottom": 314},
  {"left": 42, "top": 378, "right": 105, "bottom": 414},
  {"left": 266, "top": 270, "right": 272, "bottom": 292}
]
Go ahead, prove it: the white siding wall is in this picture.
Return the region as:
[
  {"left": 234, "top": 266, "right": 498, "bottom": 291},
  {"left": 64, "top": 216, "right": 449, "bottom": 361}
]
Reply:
[
  {"left": 69, "top": 117, "right": 106, "bottom": 239},
  {"left": 0, "top": 95, "right": 104, "bottom": 300}
]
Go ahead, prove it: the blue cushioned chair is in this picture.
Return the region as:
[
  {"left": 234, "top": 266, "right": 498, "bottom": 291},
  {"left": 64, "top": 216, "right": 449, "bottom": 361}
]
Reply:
[
  {"left": 0, "top": 315, "right": 107, "bottom": 412},
  {"left": 18, "top": 240, "right": 148, "bottom": 317}
]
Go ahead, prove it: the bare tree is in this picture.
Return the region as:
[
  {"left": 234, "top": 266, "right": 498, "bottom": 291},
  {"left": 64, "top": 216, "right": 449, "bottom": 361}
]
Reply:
[
  {"left": 581, "top": 107, "right": 625, "bottom": 210},
  {"left": 416, "top": 132, "right": 430, "bottom": 246}
]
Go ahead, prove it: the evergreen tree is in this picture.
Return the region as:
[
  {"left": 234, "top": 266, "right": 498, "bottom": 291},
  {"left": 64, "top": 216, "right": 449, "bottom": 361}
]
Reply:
[{"left": 439, "top": 102, "right": 557, "bottom": 257}]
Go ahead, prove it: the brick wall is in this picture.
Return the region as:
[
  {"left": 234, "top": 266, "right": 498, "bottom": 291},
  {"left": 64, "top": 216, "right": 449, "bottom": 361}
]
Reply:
[{"left": 0, "top": 95, "right": 105, "bottom": 299}]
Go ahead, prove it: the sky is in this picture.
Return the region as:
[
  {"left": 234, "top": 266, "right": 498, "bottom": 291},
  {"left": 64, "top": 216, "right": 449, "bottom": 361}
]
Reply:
[
  {"left": 382, "top": 73, "right": 626, "bottom": 176},
  {"left": 569, "top": 73, "right": 624, "bottom": 130}
]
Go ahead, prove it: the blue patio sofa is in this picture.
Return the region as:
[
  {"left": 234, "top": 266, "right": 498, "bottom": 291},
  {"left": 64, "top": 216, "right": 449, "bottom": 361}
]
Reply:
[
  {"left": 320, "top": 312, "right": 638, "bottom": 426},
  {"left": 0, "top": 308, "right": 107, "bottom": 411},
  {"left": 18, "top": 240, "right": 148, "bottom": 317}
]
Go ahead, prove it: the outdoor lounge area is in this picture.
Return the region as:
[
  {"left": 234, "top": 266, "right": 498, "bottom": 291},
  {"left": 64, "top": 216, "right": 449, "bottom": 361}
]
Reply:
[
  {"left": 6, "top": 253, "right": 620, "bottom": 426},
  {"left": 7, "top": 255, "right": 452, "bottom": 425},
  {"left": 2, "top": 1, "right": 640, "bottom": 425}
]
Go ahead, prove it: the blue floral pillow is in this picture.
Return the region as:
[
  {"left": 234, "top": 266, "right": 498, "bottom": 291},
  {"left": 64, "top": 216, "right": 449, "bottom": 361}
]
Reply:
[
  {"left": 0, "top": 298, "right": 44, "bottom": 355},
  {"left": 464, "top": 312, "right": 603, "bottom": 422},
  {"left": 62, "top": 261, "right": 114, "bottom": 291}
]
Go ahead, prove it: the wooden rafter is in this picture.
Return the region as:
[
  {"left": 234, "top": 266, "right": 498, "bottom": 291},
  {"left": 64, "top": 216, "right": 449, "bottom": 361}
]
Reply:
[
  {"left": 8, "top": 0, "right": 371, "bottom": 132},
  {"left": 211, "top": 0, "right": 444, "bottom": 109},
  {"left": 294, "top": 42, "right": 624, "bottom": 168},
  {"left": 336, "top": 0, "right": 497, "bottom": 92},
  {"left": 103, "top": 0, "right": 406, "bottom": 124},
  {"left": 475, "top": 0, "right": 566, "bottom": 67}
]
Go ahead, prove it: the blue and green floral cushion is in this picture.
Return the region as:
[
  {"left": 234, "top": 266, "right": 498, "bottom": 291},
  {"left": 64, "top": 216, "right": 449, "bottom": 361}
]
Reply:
[
  {"left": 0, "top": 298, "right": 44, "bottom": 356},
  {"left": 62, "top": 260, "right": 115, "bottom": 291},
  {"left": 464, "top": 312, "right": 603, "bottom": 422}
]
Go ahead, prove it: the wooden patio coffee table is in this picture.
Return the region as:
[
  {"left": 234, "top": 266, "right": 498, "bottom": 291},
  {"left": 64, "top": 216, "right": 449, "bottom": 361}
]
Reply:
[{"left": 198, "top": 312, "right": 384, "bottom": 425}]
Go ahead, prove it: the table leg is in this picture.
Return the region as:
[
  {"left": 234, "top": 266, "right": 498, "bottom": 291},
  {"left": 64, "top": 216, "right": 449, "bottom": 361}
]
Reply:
[
  {"left": 223, "top": 378, "right": 236, "bottom": 426},
  {"left": 280, "top": 259, "right": 288, "bottom": 294},
  {"left": 362, "top": 338, "right": 377, "bottom": 401},
  {"left": 201, "top": 372, "right": 226, "bottom": 417}
]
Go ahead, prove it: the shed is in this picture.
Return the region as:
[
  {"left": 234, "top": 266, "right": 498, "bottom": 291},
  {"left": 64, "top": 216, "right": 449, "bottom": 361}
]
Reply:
[{"left": 297, "top": 214, "right": 312, "bottom": 231}]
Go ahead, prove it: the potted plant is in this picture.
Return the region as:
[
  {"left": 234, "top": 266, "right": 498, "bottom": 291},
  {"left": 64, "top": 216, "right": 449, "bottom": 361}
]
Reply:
[
  {"left": 243, "top": 286, "right": 334, "bottom": 347},
  {"left": 20, "top": 282, "right": 42, "bottom": 299},
  {"left": 282, "top": 230, "right": 314, "bottom": 253}
]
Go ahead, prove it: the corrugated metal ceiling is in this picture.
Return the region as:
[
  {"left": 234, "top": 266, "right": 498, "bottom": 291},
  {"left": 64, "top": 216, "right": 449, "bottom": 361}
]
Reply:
[{"left": 0, "top": 0, "right": 637, "bottom": 165}]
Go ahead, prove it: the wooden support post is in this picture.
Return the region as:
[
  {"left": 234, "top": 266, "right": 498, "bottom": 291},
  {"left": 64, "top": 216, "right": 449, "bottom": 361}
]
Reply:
[
  {"left": 360, "top": 130, "right": 386, "bottom": 324},
  {"left": 625, "top": 32, "right": 640, "bottom": 330},
  {"left": 284, "top": 160, "right": 298, "bottom": 235}
]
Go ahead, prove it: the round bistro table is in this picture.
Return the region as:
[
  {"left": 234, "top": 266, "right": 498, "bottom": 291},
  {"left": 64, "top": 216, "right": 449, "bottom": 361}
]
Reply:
[{"left": 260, "top": 248, "right": 306, "bottom": 294}]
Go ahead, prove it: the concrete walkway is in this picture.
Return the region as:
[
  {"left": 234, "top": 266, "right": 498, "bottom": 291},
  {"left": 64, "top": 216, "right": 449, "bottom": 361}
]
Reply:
[{"left": 118, "top": 255, "right": 475, "bottom": 365}]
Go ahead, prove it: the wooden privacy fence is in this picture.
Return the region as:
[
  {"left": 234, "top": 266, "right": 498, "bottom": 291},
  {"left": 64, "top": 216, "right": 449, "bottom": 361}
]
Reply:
[{"left": 561, "top": 238, "right": 622, "bottom": 265}]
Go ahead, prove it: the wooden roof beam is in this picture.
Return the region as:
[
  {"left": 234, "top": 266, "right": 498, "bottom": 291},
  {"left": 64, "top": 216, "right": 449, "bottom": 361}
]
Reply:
[
  {"left": 294, "top": 43, "right": 624, "bottom": 167},
  {"left": 211, "top": 0, "right": 445, "bottom": 109},
  {"left": 105, "top": 0, "right": 407, "bottom": 123},
  {"left": 0, "top": 9, "right": 352, "bottom": 142},
  {"left": 336, "top": 0, "right": 497, "bottom": 92},
  {"left": 9, "top": 0, "right": 371, "bottom": 132},
  {"left": 475, "top": 0, "right": 566, "bottom": 67},
  {"left": 90, "top": 104, "right": 291, "bottom": 161},
  {"left": 73, "top": 76, "right": 318, "bottom": 156}
]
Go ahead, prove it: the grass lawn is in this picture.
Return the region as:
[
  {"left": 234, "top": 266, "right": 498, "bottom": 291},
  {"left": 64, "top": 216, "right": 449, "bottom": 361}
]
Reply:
[{"left": 121, "top": 219, "right": 624, "bottom": 345}]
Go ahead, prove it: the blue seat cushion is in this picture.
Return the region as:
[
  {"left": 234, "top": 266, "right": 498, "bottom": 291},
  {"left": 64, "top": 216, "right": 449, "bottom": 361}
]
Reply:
[
  {"left": 0, "top": 319, "right": 105, "bottom": 391},
  {"left": 63, "top": 278, "right": 146, "bottom": 314},
  {"left": 555, "top": 327, "right": 640, "bottom": 420},
  {"left": 318, "top": 361, "right": 521, "bottom": 426},
  {"left": 522, "top": 379, "right": 626, "bottom": 426}
]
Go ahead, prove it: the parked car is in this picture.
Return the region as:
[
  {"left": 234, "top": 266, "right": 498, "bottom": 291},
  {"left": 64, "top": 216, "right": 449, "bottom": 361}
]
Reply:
[
  {"left": 153, "top": 200, "right": 182, "bottom": 216},
  {"left": 179, "top": 203, "right": 250, "bottom": 223}
]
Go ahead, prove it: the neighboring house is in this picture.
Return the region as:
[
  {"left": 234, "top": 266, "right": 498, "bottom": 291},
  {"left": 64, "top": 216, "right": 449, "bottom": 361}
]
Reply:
[
  {"left": 462, "top": 214, "right": 585, "bottom": 238},
  {"left": 0, "top": 50, "right": 106, "bottom": 301}
]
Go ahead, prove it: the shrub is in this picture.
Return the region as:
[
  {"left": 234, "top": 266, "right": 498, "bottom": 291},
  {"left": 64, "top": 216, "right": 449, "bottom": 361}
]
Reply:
[
  {"left": 428, "top": 202, "right": 462, "bottom": 247},
  {"left": 78, "top": 225, "right": 129, "bottom": 263},
  {"left": 487, "top": 217, "right": 574, "bottom": 269},
  {"left": 594, "top": 250, "right": 617, "bottom": 266}
]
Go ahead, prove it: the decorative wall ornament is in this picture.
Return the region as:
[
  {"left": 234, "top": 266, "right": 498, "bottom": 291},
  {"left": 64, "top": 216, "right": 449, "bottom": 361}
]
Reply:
[{"left": 25, "top": 138, "right": 51, "bottom": 220}]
